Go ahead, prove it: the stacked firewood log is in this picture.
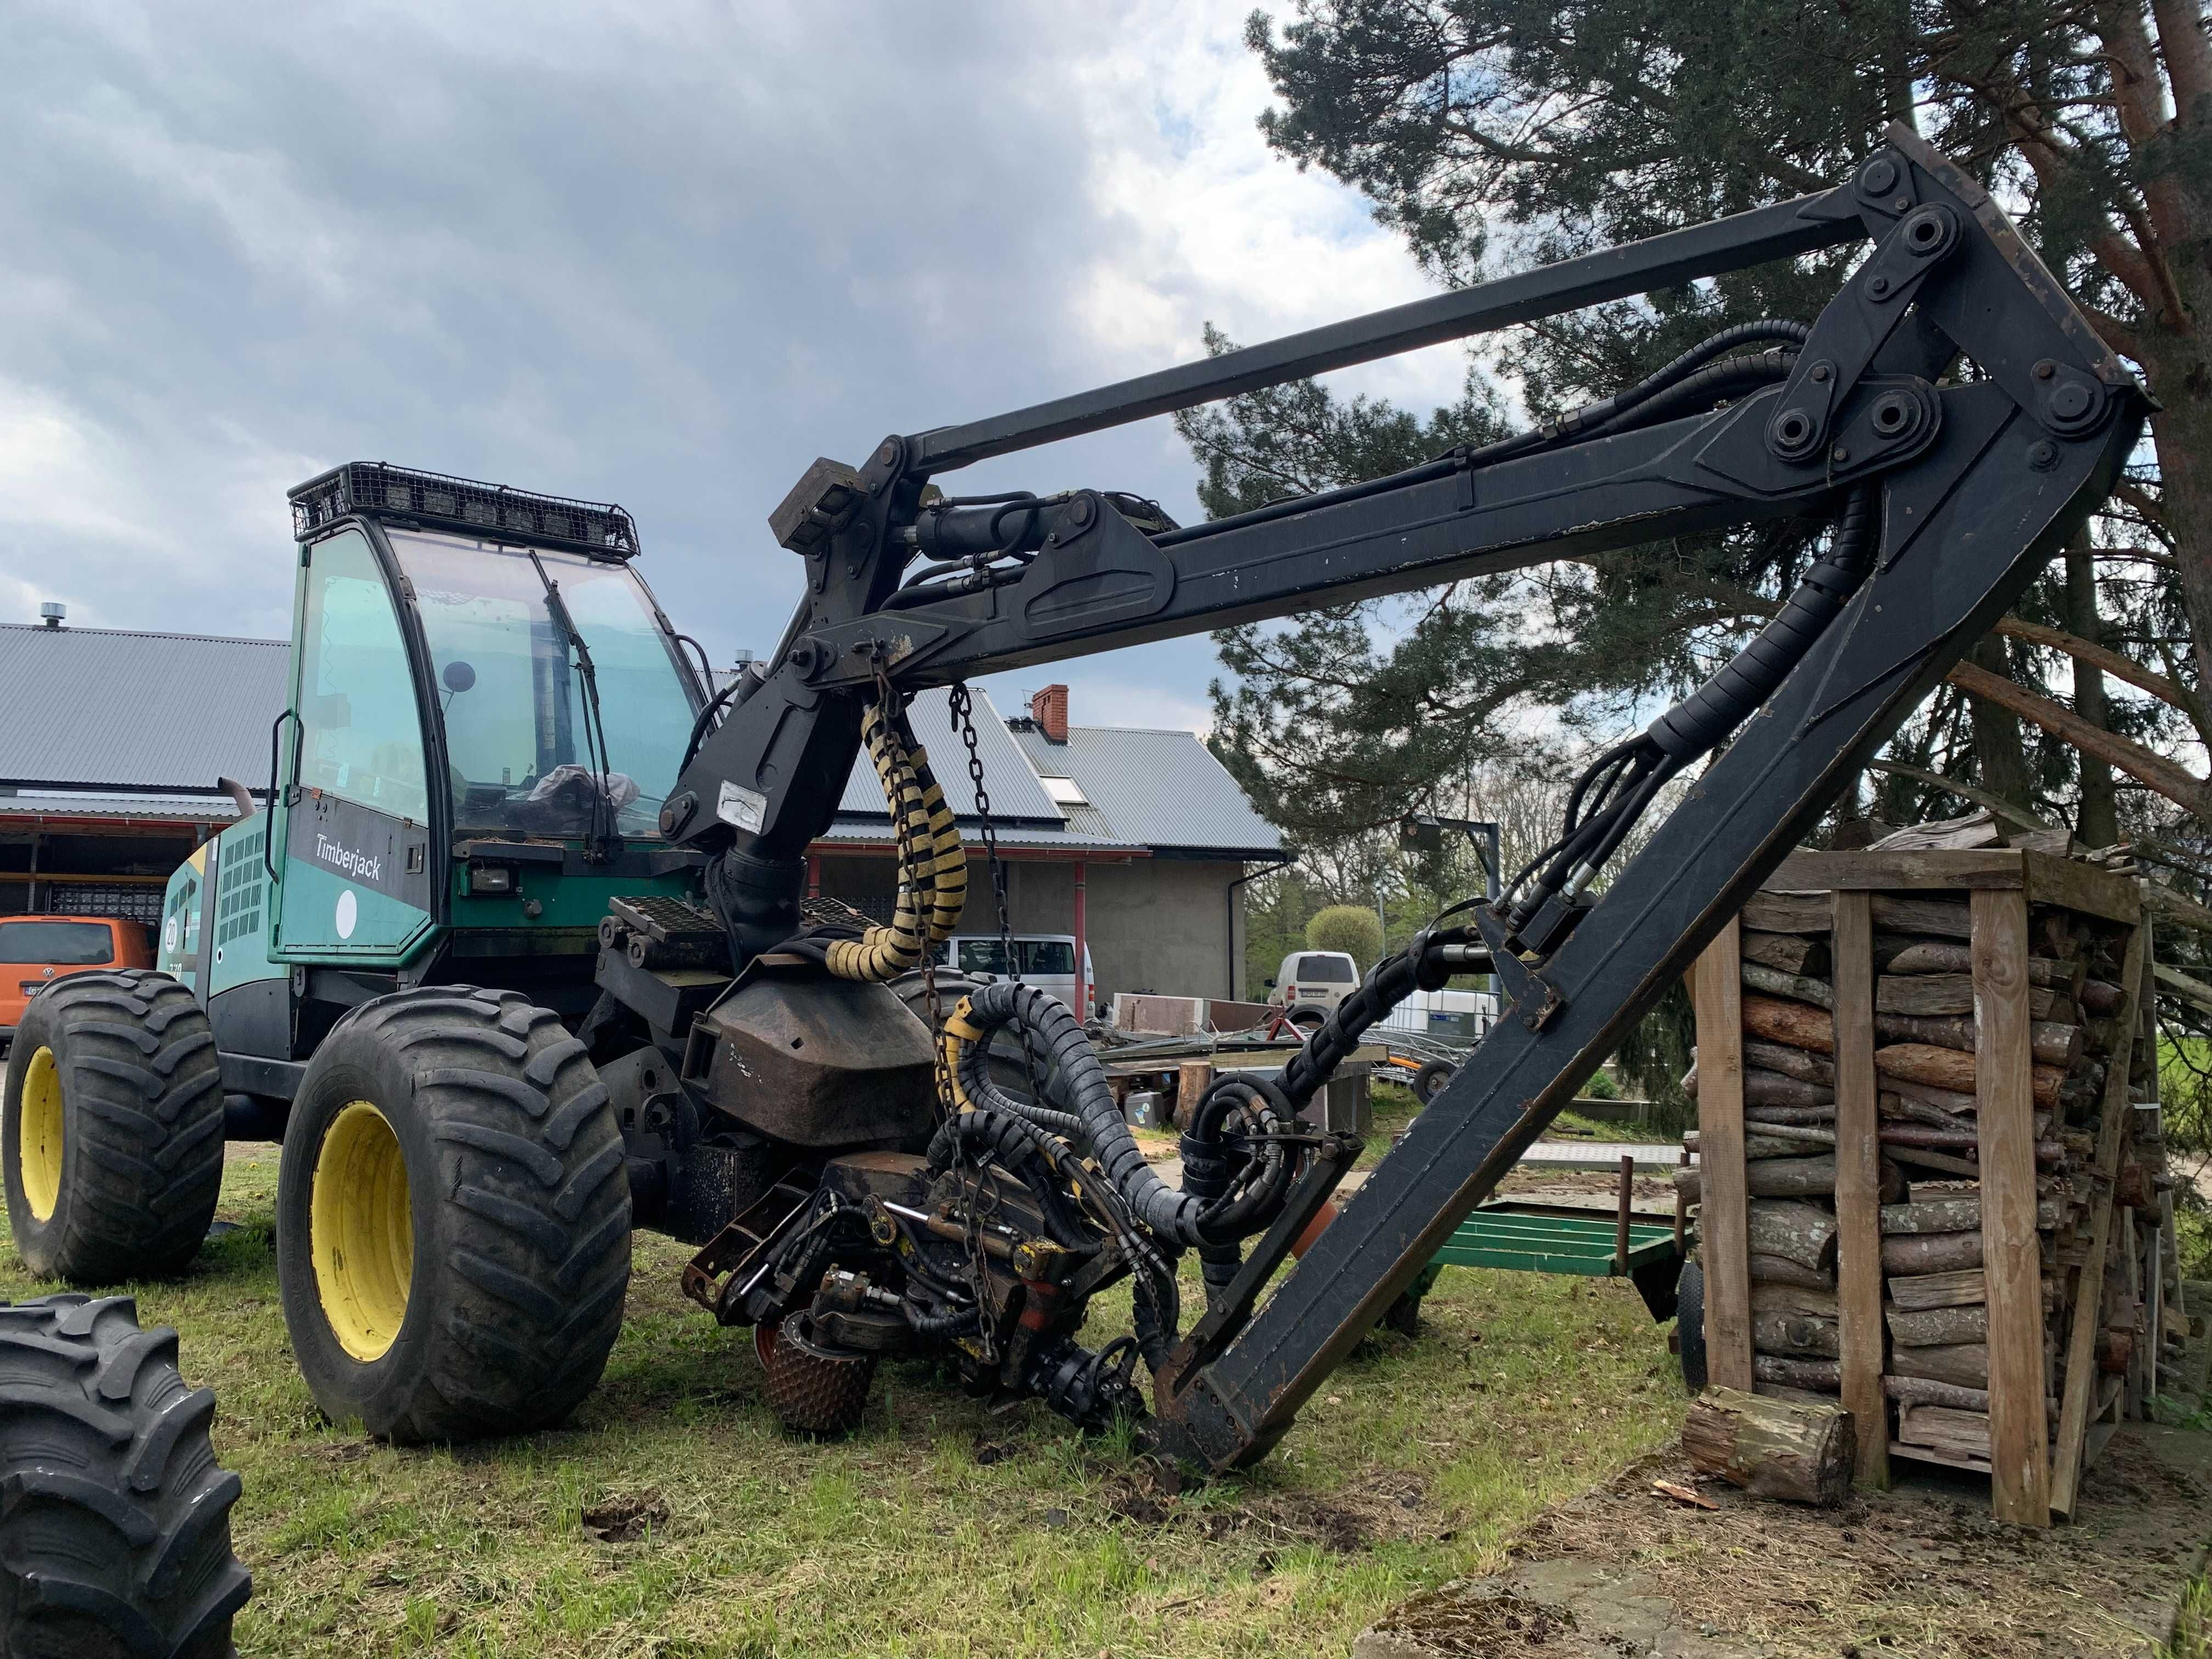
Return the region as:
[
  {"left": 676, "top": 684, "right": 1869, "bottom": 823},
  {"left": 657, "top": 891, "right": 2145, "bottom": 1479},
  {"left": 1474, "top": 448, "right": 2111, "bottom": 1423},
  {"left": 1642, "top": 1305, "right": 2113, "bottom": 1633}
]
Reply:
[{"left": 1678, "top": 880, "right": 2160, "bottom": 1465}]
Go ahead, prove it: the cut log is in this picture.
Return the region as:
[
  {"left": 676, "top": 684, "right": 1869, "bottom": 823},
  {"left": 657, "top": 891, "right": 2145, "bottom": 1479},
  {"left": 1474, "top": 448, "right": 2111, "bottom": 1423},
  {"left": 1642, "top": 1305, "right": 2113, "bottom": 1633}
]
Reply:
[
  {"left": 1690, "top": 1121, "right": 1833, "bottom": 1153},
  {"left": 1889, "top": 1342, "right": 1990, "bottom": 1389},
  {"left": 1881, "top": 1194, "right": 2064, "bottom": 1234},
  {"left": 1886, "top": 1269, "right": 1985, "bottom": 1311},
  {"left": 1745, "top": 1069, "right": 1836, "bottom": 1110},
  {"left": 1753, "top": 1353, "right": 1843, "bottom": 1391},
  {"left": 1747, "top": 1104, "right": 1839, "bottom": 1127},
  {"left": 1886, "top": 1301, "right": 1989, "bottom": 1348},
  {"left": 1883, "top": 1374, "right": 1991, "bottom": 1413},
  {"left": 1876, "top": 1043, "right": 2064, "bottom": 1111},
  {"left": 1679, "top": 1157, "right": 1904, "bottom": 1204},
  {"left": 1895, "top": 1404, "right": 1991, "bottom": 1460},
  {"left": 1749, "top": 1254, "right": 1836, "bottom": 1290},
  {"left": 1880, "top": 1229, "right": 1983, "bottom": 1274},
  {"left": 1884, "top": 1076, "right": 1982, "bottom": 1116},
  {"left": 1743, "top": 994, "right": 1838, "bottom": 1053},
  {"left": 1743, "top": 930, "right": 1831, "bottom": 975},
  {"left": 1876, "top": 974, "right": 2060, "bottom": 1020},
  {"left": 1742, "top": 963, "right": 1832, "bottom": 1007},
  {"left": 1752, "top": 1281, "right": 1840, "bottom": 1358},
  {"left": 1681, "top": 1386, "right": 1854, "bottom": 1505},
  {"left": 1872, "top": 1011, "right": 2083, "bottom": 1070},
  {"left": 1868, "top": 896, "right": 1973, "bottom": 939},
  {"left": 1883, "top": 939, "right": 2070, "bottom": 989},
  {"left": 2079, "top": 978, "right": 2125, "bottom": 1016},
  {"left": 1882, "top": 1091, "right": 1966, "bottom": 1129},
  {"left": 1745, "top": 1040, "right": 1835, "bottom": 1085},
  {"left": 1742, "top": 893, "right": 1832, "bottom": 934},
  {"left": 1747, "top": 1199, "right": 1838, "bottom": 1271},
  {"left": 2098, "top": 1328, "right": 2134, "bottom": 1376}
]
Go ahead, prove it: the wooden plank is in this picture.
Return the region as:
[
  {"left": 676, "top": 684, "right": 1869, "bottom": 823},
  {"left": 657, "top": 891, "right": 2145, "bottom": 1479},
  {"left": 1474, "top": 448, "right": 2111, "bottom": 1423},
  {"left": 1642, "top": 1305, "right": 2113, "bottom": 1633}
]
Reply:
[
  {"left": 1692, "top": 918, "right": 1754, "bottom": 1392},
  {"left": 1889, "top": 1440, "right": 1995, "bottom": 1475},
  {"left": 1887, "top": 1269, "right": 1986, "bottom": 1311},
  {"left": 1830, "top": 889, "right": 1889, "bottom": 1489},
  {"left": 1616, "top": 1154, "right": 1635, "bottom": 1273},
  {"left": 2019, "top": 849, "right": 2141, "bottom": 925},
  {"left": 1971, "top": 887, "right": 2050, "bottom": 1526},
  {"left": 1771, "top": 849, "right": 2025, "bottom": 893},
  {"left": 2049, "top": 921, "right": 2146, "bottom": 1519}
]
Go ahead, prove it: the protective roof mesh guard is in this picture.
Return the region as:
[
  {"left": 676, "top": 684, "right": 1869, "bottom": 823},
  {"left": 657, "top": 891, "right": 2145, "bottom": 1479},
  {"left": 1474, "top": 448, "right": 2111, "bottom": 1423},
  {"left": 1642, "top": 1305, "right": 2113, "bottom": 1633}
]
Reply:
[{"left": 288, "top": 461, "right": 641, "bottom": 559}]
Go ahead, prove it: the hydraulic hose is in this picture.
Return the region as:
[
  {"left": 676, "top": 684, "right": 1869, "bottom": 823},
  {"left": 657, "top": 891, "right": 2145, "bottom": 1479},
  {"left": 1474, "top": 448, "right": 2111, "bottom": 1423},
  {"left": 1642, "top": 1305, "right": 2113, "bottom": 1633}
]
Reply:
[{"left": 823, "top": 699, "right": 967, "bottom": 980}]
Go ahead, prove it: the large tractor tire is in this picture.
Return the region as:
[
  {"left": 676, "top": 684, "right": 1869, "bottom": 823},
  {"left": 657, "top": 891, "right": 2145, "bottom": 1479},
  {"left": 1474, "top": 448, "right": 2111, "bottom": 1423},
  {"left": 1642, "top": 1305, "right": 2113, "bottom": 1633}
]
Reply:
[
  {"left": 0, "top": 1293, "right": 251, "bottom": 1657},
  {"left": 275, "top": 986, "right": 630, "bottom": 1443},
  {"left": 2, "top": 972, "right": 224, "bottom": 1284}
]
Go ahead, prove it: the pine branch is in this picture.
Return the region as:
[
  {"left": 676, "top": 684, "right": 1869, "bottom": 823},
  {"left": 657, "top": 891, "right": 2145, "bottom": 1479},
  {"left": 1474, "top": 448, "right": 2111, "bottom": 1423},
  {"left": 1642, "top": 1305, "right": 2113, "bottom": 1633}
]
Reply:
[
  {"left": 1945, "top": 659, "right": 2212, "bottom": 823},
  {"left": 1864, "top": 758, "right": 2060, "bottom": 832},
  {"left": 1990, "top": 614, "right": 2205, "bottom": 726}
]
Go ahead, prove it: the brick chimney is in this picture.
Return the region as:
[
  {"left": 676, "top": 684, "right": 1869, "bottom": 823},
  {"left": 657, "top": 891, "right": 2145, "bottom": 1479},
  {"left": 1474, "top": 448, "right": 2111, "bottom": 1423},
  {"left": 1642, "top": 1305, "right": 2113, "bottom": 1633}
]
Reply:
[{"left": 1029, "top": 684, "right": 1069, "bottom": 743}]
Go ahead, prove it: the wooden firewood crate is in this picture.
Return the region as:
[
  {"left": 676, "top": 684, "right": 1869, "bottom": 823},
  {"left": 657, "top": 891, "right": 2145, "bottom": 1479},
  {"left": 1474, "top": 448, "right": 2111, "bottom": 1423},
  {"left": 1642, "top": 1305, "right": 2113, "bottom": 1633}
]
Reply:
[{"left": 1681, "top": 847, "right": 2165, "bottom": 1526}]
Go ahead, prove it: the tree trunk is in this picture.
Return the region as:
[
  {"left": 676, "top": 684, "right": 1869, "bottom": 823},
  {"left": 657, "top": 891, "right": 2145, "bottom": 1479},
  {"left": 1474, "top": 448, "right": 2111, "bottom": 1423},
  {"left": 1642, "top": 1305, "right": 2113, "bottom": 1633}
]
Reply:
[
  {"left": 1753, "top": 1353, "right": 1843, "bottom": 1391},
  {"left": 2138, "top": 303, "right": 2212, "bottom": 715},
  {"left": 2066, "top": 545, "right": 2122, "bottom": 845},
  {"left": 1681, "top": 1386, "right": 1854, "bottom": 1505},
  {"left": 1967, "top": 633, "right": 2035, "bottom": 812}
]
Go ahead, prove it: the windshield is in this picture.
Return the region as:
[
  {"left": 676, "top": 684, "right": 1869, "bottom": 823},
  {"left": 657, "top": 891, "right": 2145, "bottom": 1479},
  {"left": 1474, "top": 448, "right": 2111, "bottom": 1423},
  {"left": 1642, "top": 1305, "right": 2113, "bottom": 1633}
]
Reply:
[
  {"left": 0, "top": 921, "right": 114, "bottom": 964},
  {"left": 390, "top": 532, "right": 699, "bottom": 840}
]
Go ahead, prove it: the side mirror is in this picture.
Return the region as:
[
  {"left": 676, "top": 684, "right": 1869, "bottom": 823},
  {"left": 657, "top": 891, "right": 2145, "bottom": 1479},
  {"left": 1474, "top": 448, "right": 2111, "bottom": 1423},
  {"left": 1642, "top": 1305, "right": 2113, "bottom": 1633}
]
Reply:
[{"left": 1262, "top": 978, "right": 1276, "bottom": 989}]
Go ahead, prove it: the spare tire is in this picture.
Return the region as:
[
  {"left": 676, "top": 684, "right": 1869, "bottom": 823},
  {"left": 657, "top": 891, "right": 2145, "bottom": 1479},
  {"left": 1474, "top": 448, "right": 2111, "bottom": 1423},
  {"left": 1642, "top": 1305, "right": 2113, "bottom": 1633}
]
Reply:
[
  {"left": 1410, "top": 1059, "right": 1457, "bottom": 1105},
  {"left": 1675, "top": 1260, "right": 1708, "bottom": 1393},
  {"left": 0, "top": 1293, "right": 251, "bottom": 1656}
]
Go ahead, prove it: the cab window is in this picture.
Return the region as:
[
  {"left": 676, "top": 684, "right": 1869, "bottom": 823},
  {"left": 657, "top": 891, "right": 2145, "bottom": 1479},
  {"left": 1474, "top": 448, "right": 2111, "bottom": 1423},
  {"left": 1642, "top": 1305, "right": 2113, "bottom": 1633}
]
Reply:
[{"left": 295, "top": 529, "right": 428, "bottom": 822}]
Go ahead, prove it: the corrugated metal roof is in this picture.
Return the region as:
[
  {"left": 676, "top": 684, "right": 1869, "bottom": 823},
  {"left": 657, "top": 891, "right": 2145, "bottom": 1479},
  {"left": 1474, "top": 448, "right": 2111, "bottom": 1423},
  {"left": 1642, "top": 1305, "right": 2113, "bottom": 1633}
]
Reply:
[
  {"left": 835, "top": 687, "right": 1060, "bottom": 822},
  {"left": 0, "top": 625, "right": 290, "bottom": 791},
  {"left": 0, "top": 791, "right": 244, "bottom": 823},
  {"left": 814, "top": 819, "right": 1144, "bottom": 853},
  {"left": 1011, "top": 724, "right": 1283, "bottom": 857}
]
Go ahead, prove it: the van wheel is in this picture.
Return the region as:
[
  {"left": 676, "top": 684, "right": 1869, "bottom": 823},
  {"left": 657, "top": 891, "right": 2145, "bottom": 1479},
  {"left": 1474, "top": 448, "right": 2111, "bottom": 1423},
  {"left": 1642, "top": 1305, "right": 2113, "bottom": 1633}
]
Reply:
[
  {"left": 0, "top": 1293, "right": 251, "bottom": 1656},
  {"left": 2, "top": 972, "right": 224, "bottom": 1284},
  {"left": 1286, "top": 1007, "right": 1324, "bottom": 1031},
  {"left": 275, "top": 986, "right": 630, "bottom": 1443}
]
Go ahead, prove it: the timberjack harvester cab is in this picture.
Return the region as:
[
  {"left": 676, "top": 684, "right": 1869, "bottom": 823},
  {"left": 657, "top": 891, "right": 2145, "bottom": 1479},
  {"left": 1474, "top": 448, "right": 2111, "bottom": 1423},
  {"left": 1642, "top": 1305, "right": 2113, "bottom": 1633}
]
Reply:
[{"left": 0, "top": 125, "right": 2153, "bottom": 1655}]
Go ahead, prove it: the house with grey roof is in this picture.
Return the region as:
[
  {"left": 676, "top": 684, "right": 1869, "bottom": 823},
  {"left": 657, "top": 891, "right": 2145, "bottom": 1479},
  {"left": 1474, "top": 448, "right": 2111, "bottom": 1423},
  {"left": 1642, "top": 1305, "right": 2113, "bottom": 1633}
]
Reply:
[
  {"left": 0, "top": 616, "right": 1286, "bottom": 1000},
  {"left": 810, "top": 684, "right": 1285, "bottom": 1008},
  {"left": 0, "top": 614, "right": 290, "bottom": 925}
]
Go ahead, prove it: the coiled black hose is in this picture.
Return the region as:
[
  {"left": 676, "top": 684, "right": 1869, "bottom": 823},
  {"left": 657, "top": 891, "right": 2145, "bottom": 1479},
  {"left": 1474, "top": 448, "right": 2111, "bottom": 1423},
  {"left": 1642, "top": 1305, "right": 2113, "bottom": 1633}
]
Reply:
[
  {"left": 924, "top": 1106, "right": 1101, "bottom": 1254},
  {"left": 1644, "top": 484, "right": 1878, "bottom": 760}
]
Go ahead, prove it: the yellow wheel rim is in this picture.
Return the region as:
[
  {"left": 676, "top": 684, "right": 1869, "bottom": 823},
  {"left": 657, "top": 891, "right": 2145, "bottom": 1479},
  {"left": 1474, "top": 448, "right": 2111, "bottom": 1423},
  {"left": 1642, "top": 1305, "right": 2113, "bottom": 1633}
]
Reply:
[
  {"left": 18, "top": 1046, "right": 63, "bottom": 1223},
  {"left": 310, "top": 1102, "right": 414, "bottom": 1362}
]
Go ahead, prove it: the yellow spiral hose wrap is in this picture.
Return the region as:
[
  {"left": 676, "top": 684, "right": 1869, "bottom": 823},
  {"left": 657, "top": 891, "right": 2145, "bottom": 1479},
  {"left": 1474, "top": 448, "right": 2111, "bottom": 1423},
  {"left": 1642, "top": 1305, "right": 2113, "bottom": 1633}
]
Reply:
[{"left": 823, "top": 698, "right": 968, "bottom": 981}]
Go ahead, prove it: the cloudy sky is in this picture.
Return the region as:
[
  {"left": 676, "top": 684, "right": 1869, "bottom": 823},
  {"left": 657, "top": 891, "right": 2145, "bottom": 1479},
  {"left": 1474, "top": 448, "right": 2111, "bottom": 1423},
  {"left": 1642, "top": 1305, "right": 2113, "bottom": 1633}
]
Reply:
[{"left": 0, "top": 2, "right": 1476, "bottom": 735}]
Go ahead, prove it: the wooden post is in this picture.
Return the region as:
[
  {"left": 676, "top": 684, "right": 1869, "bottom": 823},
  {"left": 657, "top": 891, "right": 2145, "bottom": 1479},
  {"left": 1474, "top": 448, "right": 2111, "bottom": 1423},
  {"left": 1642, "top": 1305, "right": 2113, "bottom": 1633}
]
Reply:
[
  {"left": 2048, "top": 922, "right": 2144, "bottom": 1516},
  {"left": 1174, "top": 1060, "right": 1214, "bottom": 1133},
  {"left": 1971, "top": 888, "right": 2050, "bottom": 1526},
  {"left": 1830, "top": 889, "right": 1888, "bottom": 1488},
  {"left": 1615, "top": 1154, "right": 1635, "bottom": 1273},
  {"left": 1691, "top": 918, "right": 1753, "bottom": 1392}
]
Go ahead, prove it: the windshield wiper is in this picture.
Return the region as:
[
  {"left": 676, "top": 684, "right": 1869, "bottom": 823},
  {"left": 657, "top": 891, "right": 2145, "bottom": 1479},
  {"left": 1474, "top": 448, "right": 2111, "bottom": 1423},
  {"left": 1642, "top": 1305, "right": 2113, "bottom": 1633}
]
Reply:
[{"left": 526, "top": 551, "right": 619, "bottom": 864}]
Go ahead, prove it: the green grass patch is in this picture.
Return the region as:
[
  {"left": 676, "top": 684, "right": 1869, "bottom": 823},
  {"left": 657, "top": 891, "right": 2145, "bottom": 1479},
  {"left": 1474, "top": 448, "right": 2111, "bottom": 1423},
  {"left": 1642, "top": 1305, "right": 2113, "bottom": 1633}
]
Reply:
[{"left": 2, "top": 1149, "right": 1683, "bottom": 1656}]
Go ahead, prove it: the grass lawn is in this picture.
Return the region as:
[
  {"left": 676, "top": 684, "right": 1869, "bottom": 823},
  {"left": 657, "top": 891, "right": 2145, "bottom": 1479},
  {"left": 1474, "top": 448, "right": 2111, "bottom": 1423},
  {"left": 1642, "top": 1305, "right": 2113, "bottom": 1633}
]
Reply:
[{"left": 1, "top": 1146, "right": 1686, "bottom": 1657}]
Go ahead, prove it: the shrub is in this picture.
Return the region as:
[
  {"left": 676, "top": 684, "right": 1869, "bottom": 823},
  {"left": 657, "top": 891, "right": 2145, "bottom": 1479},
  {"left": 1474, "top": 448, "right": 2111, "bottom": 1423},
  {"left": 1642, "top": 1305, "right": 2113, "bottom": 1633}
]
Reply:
[{"left": 1305, "top": 905, "right": 1383, "bottom": 968}]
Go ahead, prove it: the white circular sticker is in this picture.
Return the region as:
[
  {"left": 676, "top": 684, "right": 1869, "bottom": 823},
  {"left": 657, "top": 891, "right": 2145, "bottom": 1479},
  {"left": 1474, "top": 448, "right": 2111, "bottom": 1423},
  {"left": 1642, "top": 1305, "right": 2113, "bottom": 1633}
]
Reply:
[
  {"left": 162, "top": 917, "right": 179, "bottom": 952},
  {"left": 335, "top": 888, "right": 358, "bottom": 940}
]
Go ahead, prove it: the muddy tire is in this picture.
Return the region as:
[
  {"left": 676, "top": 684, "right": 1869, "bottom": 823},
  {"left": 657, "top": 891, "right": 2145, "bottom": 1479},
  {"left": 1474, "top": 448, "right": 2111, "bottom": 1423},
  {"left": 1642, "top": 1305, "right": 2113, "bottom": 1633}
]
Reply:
[
  {"left": 275, "top": 986, "right": 630, "bottom": 1444},
  {"left": 2, "top": 972, "right": 224, "bottom": 1285},
  {"left": 1675, "top": 1260, "right": 1707, "bottom": 1393},
  {"left": 0, "top": 1293, "right": 251, "bottom": 1657}
]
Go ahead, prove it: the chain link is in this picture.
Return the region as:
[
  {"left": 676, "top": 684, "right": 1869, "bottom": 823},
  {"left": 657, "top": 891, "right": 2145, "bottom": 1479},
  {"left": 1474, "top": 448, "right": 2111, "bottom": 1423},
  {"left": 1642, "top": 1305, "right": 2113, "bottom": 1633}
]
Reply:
[{"left": 948, "top": 683, "right": 1043, "bottom": 1103}]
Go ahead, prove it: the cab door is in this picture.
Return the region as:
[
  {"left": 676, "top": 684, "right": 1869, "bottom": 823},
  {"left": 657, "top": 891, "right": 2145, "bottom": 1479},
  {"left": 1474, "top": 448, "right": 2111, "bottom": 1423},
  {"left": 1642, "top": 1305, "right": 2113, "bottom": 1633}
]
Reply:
[{"left": 270, "top": 526, "right": 437, "bottom": 961}]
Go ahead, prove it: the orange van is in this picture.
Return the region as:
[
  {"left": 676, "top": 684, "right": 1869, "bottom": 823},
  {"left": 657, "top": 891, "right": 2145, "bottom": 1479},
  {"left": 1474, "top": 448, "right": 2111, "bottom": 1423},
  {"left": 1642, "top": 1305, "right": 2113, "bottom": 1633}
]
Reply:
[{"left": 0, "top": 915, "right": 153, "bottom": 1045}]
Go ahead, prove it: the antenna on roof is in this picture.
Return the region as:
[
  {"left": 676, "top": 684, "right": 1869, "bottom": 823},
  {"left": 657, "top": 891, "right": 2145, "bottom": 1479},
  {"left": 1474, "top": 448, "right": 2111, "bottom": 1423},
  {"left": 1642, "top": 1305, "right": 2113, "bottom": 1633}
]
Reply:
[{"left": 38, "top": 602, "right": 64, "bottom": 629}]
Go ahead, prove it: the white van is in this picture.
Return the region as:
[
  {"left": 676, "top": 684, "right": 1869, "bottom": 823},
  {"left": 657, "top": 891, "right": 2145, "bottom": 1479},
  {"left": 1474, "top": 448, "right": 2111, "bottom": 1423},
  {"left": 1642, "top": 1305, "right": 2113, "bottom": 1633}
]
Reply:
[
  {"left": 1266, "top": 949, "right": 1359, "bottom": 1027},
  {"left": 941, "top": 934, "right": 1098, "bottom": 1015}
]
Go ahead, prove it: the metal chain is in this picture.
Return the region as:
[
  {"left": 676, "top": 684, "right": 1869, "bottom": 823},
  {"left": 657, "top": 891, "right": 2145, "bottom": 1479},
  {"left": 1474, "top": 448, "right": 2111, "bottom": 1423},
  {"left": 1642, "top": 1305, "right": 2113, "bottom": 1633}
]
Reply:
[
  {"left": 949, "top": 684, "right": 1042, "bottom": 1103},
  {"left": 877, "top": 664, "right": 955, "bottom": 1122}
]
